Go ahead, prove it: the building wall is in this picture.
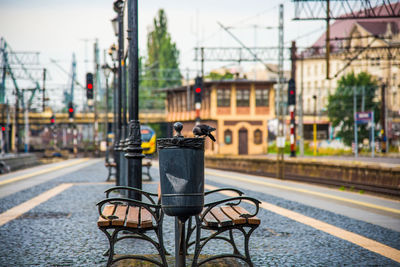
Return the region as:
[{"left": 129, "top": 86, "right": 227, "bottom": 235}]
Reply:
[
  {"left": 296, "top": 24, "right": 400, "bottom": 118},
  {"left": 165, "top": 81, "right": 275, "bottom": 155}
]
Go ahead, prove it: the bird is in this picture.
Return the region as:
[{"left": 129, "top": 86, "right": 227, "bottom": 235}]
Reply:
[{"left": 192, "top": 124, "right": 216, "bottom": 142}]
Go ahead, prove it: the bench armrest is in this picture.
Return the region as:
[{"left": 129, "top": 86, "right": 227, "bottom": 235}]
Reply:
[
  {"left": 205, "top": 188, "right": 244, "bottom": 196},
  {"left": 97, "top": 197, "right": 161, "bottom": 222},
  {"left": 105, "top": 186, "right": 158, "bottom": 204},
  {"left": 201, "top": 196, "right": 261, "bottom": 221}
]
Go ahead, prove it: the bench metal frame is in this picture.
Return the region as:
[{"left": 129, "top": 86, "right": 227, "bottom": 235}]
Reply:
[
  {"left": 186, "top": 188, "right": 261, "bottom": 267},
  {"left": 97, "top": 187, "right": 168, "bottom": 267}
]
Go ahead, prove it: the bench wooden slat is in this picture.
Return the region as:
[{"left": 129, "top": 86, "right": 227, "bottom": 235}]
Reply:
[
  {"left": 221, "top": 206, "right": 246, "bottom": 224},
  {"left": 232, "top": 206, "right": 260, "bottom": 225},
  {"left": 210, "top": 207, "right": 233, "bottom": 227},
  {"left": 105, "top": 162, "right": 117, "bottom": 167},
  {"left": 126, "top": 206, "right": 140, "bottom": 228},
  {"left": 140, "top": 208, "right": 153, "bottom": 228},
  {"left": 112, "top": 205, "right": 128, "bottom": 226},
  {"left": 97, "top": 205, "right": 116, "bottom": 227},
  {"left": 201, "top": 208, "right": 219, "bottom": 227}
]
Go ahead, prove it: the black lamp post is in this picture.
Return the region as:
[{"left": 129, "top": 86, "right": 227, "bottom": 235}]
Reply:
[
  {"left": 112, "top": 0, "right": 127, "bottom": 187},
  {"left": 108, "top": 43, "right": 119, "bottom": 184},
  {"left": 125, "top": 0, "right": 144, "bottom": 200}
]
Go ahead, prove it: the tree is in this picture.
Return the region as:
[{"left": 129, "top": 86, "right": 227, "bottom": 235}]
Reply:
[
  {"left": 205, "top": 71, "right": 234, "bottom": 81},
  {"left": 327, "top": 72, "right": 380, "bottom": 146},
  {"left": 140, "top": 9, "right": 181, "bottom": 110}
]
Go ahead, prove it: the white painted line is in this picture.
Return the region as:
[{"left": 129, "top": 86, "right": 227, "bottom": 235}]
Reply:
[
  {"left": 0, "top": 158, "right": 90, "bottom": 187},
  {"left": 205, "top": 184, "right": 400, "bottom": 263},
  {"left": 0, "top": 183, "right": 73, "bottom": 227},
  {"left": 205, "top": 170, "right": 400, "bottom": 214}
]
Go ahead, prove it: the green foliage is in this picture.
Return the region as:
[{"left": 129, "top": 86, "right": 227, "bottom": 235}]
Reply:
[
  {"left": 327, "top": 72, "right": 380, "bottom": 146},
  {"left": 205, "top": 71, "right": 234, "bottom": 81},
  {"left": 140, "top": 9, "right": 182, "bottom": 110}
]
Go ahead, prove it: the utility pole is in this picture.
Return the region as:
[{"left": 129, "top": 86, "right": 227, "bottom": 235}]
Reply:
[
  {"left": 94, "top": 40, "right": 100, "bottom": 156},
  {"left": 299, "top": 52, "right": 304, "bottom": 156},
  {"left": 186, "top": 68, "right": 190, "bottom": 111},
  {"left": 353, "top": 87, "right": 358, "bottom": 157},
  {"left": 289, "top": 41, "right": 297, "bottom": 157},
  {"left": 276, "top": 3, "right": 285, "bottom": 179},
  {"left": 381, "top": 83, "right": 386, "bottom": 153},
  {"left": 42, "top": 68, "right": 46, "bottom": 112},
  {"left": 325, "top": 0, "right": 330, "bottom": 79},
  {"left": 24, "top": 95, "right": 29, "bottom": 153},
  {"left": 1, "top": 38, "right": 6, "bottom": 104}
]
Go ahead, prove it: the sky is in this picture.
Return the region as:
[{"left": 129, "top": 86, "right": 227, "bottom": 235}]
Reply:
[{"left": 0, "top": 0, "right": 326, "bottom": 111}]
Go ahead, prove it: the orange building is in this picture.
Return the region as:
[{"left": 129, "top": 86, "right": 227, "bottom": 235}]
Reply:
[{"left": 163, "top": 80, "right": 275, "bottom": 155}]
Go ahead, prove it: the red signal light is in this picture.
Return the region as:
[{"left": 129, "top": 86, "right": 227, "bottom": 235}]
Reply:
[
  {"left": 88, "top": 84, "right": 93, "bottom": 89},
  {"left": 290, "top": 90, "right": 294, "bottom": 95},
  {"left": 195, "top": 87, "right": 201, "bottom": 93},
  {"left": 51, "top": 118, "right": 55, "bottom": 123},
  {"left": 1, "top": 126, "right": 5, "bottom": 131},
  {"left": 69, "top": 108, "right": 74, "bottom": 113}
]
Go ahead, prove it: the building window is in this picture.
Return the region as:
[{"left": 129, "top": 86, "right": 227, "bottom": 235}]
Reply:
[
  {"left": 254, "top": 129, "right": 262, "bottom": 144},
  {"left": 255, "top": 89, "right": 269, "bottom": 107},
  {"left": 224, "top": 129, "right": 232, "bottom": 144},
  {"left": 217, "top": 88, "right": 231, "bottom": 107},
  {"left": 236, "top": 89, "right": 250, "bottom": 107}
]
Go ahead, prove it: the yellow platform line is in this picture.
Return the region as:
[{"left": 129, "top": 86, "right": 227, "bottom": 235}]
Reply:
[
  {"left": 205, "top": 184, "right": 400, "bottom": 263},
  {"left": 0, "top": 158, "right": 90, "bottom": 187},
  {"left": 0, "top": 183, "right": 73, "bottom": 227},
  {"left": 205, "top": 170, "right": 400, "bottom": 214}
]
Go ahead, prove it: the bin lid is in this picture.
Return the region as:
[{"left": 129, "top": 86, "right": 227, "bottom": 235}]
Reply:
[{"left": 157, "top": 137, "right": 204, "bottom": 150}]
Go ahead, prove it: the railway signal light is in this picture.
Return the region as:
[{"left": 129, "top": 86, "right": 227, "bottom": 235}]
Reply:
[
  {"left": 86, "top": 72, "right": 94, "bottom": 100},
  {"left": 50, "top": 115, "right": 55, "bottom": 125},
  {"left": 194, "top": 76, "right": 203, "bottom": 103},
  {"left": 1, "top": 125, "right": 5, "bottom": 132},
  {"left": 288, "top": 78, "right": 296, "bottom": 105},
  {"left": 68, "top": 102, "right": 74, "bottom": 119}
]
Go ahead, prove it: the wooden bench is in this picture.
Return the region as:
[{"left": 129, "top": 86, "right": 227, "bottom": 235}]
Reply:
[
  {"left": 104, "top": 161, "right": 117, "bottom": 181},
  {"left": 97, "top": 186, "right": 167, "bottom": 267},
  {"left": 187, "top": 188, "right": 261, "bottom": 267},
  {"left": 142, "top": 159, "right": 152, "bottom": 181}
]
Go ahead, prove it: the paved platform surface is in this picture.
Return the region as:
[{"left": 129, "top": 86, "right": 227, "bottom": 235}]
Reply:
[{"left": 0, "top": 158, "right": 399, "bottom": 266}]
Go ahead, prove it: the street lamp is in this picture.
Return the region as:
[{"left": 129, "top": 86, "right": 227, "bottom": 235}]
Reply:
[
  {"left": 111, "top": 16, "right": 118, "bottom": 37},
  {"left": 112, "top": 0, "right": 127, "bottom": 188},
  {"left": 125, "top": 0, "right": 144, "bottom": 200}
]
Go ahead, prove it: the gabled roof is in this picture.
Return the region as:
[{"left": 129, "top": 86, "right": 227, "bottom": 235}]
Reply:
[{"left": 304, "top": 2, "right": 400, "bottom": 57}]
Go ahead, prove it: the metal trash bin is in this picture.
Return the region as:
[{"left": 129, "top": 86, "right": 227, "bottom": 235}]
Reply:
[{"left": 157, "top": 136, "right": 205, "bottom": 221}]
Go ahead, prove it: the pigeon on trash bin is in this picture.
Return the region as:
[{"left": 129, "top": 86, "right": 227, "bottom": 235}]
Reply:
[{"left": 192, "top": 124, "right": 216, "bottom": 142}]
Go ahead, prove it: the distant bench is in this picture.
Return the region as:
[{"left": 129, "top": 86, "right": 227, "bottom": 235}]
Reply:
[
  {"left": 104, "top": 161, "right": 117, "bottom": 181},
  {"left": 105, "top": 159, "right": 152, "bottom": 181}
]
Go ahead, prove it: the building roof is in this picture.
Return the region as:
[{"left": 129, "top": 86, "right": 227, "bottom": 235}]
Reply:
[
  {"left": 159, "top": 79, "right": 276, "bottom": 92},
  {"left": 303, "top": 2, "right": 400, "bottom": 58}
]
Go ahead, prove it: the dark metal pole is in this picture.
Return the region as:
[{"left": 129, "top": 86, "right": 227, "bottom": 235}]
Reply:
[
  {"left": 105, "top": 74, "right": 110, "bottom": 161},
  {"left": 115, "top": 5, "right": 124, "bottom": 186},
  {"left": 290, "top": 41, "right": 297, "bottom": 158},
  {"left": 113, "top": 64, "right": 120, "bottom": 183},
  {"left": 126, "top": 0, "right": 144, "bottom": 200},
  {"left": 120, "top": 6, "right": 128, "bottom": 189},
  {"left": 42, "top": 68, "right": 46, "bottom": 112}
]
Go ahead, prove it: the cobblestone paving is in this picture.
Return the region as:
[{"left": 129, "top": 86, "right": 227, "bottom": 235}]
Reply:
[{"left": 0, "top": 161, "right": 399, "bottom": 266}]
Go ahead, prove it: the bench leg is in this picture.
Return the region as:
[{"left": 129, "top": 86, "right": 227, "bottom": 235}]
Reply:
[
  {"left": 106, "top": 167, "right": 111, "bottom": 181},
  {"left": 99, "top": 228, "right": 116, "bottom": 267},
  {"left": 191, "top": 223, "right": 258, "bottom": 267}
]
